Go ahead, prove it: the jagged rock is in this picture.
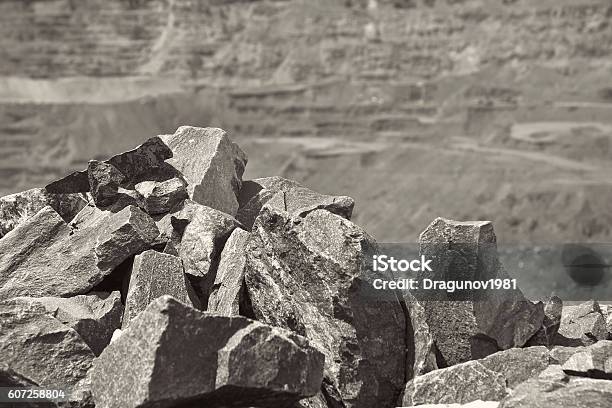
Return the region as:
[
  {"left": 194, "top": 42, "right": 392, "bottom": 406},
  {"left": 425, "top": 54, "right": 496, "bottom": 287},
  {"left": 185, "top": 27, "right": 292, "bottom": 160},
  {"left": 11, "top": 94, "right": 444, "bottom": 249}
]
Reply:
[
  {"left": 538, "top": 365, "right": 568, "bottom": 382},
  {"left": 237, "top": 176, "right": 355, "bottom": 229},
  {"left": 0, "top": 187, "right": 87, "bottom": 238},
  {"left": 527, "top": 295, "right": 563, "bottom": 347},
  {"left": 8, "top": 292, "right": 122, "bottom": 356},
  {"left": 548, "top": 345, "right": 587, "bottom": 365},
  {"left": 499, "top": 377, "right": 612, "bottom": 408},
  {"left": 45, "top": 170, "right": 90, "bottom": 194},
  {"left": 90, "top": 296, "right": 324, "bottom": 408},
  {"left": 404, "top": 290, "right": 438, "bottom": 377},
  {"left": 134, "top": 178, "right": 188, "bottom": 215},
  {"left": 0, "top": 300, "right": 95, "bottom": 388},
  {"left": 401, "top": 361, "right": 507, "bottom": 406},
  {"left": 479, "top": 347, "right": 551, "bottom": 388},
  {"left": 562, "top": 340, "right": 612, "bottom": 379},
  {"left": 0, "top": 363, "right": 37, "bottom": 386},
  {"left": 416, "top": 218, "right": 544, "bottom": 366},
  {"left": 244, "top": 206, "right": 406, "bottom": 407},
  {"left": 123, "top": 250, "right": 196, "bottom": 327},
  {"left": 0, "top": 204, "right": 158, "bottom": 297},
  {"left": 607, "top": 312, "right": 612, "bottom": 338},
  {"left": 176, "top": 203, "right": 240, "bottom": 305},
  {"left": 88, "top": 160, "right": 125, "bottom": 207},
  {"left": 164, "top": 126, "right": 247, "bottom": 215},
  {"left": 207, "top": 228, "right": 250, "bottom": 315},
  {"left": 407, "top": 403, "right": 500, "bottom": 408},
  {"left": 556, "top": 300, "right": 607, "bottom": 346}
]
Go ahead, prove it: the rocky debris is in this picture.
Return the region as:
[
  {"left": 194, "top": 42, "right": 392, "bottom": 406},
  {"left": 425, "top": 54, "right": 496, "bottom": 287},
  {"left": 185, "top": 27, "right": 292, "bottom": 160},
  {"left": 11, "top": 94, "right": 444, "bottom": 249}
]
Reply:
[
  {"left": 401, "top": 361, "right": 507, "bottom": 406},
  {"left": 479, "top": 347, "right": 551, "bottom": 388},
  {"left": 237, "top": 176, "right": 355, "bottom": 229},
  {"left": 0, "top": 187, "right": 87, "bottom": 238},
  {"left": 87, "top": 160, "right": 125, "bottom": 207},
  {"left": 8, "top": 292, "right": 122, "bottom": 356},
  {"left": 0, "top": 300, "right": 95, "bottom": 388},
  {"left": 123, "top": 250, "right": 196, "bottom": 327},
  {"left": 561, "top": 340, "right": 612, "bottom": 379},
  {"left": 417, "top": 218, "right": 544, "bottom": 366},
  {"left": 134, "top": 177, "right": 188, "bottom": 215},
  {"left": 498, "top": 377, "right": 612, "bottom": 408},
  {"left": 176, "top": 203, "right": 240, "bottom": 305},
  {"left": 244, "top": 206, "right": 406, "bottom": 407},
  {"left": 90, "top": 296, "right": 324, "bottom": 408},
  {"left": 0, "top": 363, "right": 37, "bottom": 386},
  {"left": 0, "top": 204, "right": 158, "bottom": 298},
  {"left": 406, "top": 403, "right": 500, "bottom": 408},
  {"left": 207, "top": 228, "right": 250, "bottom": 315},
  {"left": 164, "top": 126, "right": 247, "bottom": 215},
  {"left": 607, "top": 312, "right": 612, "bottom": 338},
  {"left": 527, "top": 295, "right": 563, "bottom": 347},
  {"left": 556, "top": 300, "right": 607, "bottom": 346},
  {"left": 404, "top": 290, "right": 438, "bottom": 377},
  {"left": 45, "top": 136, "right": 174, "bottom": 194}
]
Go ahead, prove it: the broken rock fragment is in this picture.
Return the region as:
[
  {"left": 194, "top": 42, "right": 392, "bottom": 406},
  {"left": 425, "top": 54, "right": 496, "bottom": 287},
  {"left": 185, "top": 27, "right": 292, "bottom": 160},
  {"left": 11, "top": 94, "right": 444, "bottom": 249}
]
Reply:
[
  {"left": 416, "top": 217, "right": 544, "bottom": 366},
  {"left": 0, "top": 300, "right": 95, "bottom": 388},
  {"left": 561, "top": 340, "right": 612, "bottom": 379},
  {"left": 0, "top": 187, "right": 87, "bottom": 238},
  {"left": 90, "top": 296, "right": 324, "bottom": 408},
  {"left": 237, "top": 176, "right": 355, "bottom": 229},
  {"left": 88, "top": 160, "right": 125, "bottom": 207},
  {"left": 401, "top": 360, "right": 507, "bottom": 406},
  {"left": 123, "top": 250, "right": 196, "bottom": 327},
  {"left": 9, "top": 292, "right": 123, "bottom": 356},
  {"left": 556, "top": 300, "right": 607, "bottom": 346},
  {"left": 479, "top": 346, "right": 551, "bottom": 388},
  {"left": 134, "top": 178, "right": 188, "bottom": 215},
  {"left": 244, "top": 206, "right": 406, "bottom": 408},
  {"left": 527, "top": 295, "right": 563, "bottom": 347},
  {"left": 164, "top": 126, "right": 247, "bottom": 215},
  {"left": 0, "top": 204, "right": 158, "bottom": 298},
  {"left": 207, "top": 228, "right": 250, "bottom": 315}
]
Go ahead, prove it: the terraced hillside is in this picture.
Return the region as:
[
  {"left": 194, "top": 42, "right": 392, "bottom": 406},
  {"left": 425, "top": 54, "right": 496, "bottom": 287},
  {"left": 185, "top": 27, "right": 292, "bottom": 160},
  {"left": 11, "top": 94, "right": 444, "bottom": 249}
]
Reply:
[{"left": 1, "top": 0, "right": 612, "bottom": 243}]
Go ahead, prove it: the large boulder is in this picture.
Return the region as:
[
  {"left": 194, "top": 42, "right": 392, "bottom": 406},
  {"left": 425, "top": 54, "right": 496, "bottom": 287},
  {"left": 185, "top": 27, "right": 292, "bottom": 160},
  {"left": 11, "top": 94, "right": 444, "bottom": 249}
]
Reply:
[
  {"left": 244, "top": 206, "right": 406, "bottom": 408},
  {"left": 87, "top": 160, "right": 125, "bottom": 207},
  {"left": 207, "top": 228, "right": 250, "bottom": 315},
  {"left": 8, "top": 292, "right": 123, "bottom": 356},
  {"left": 0, "top": 300, "right": 95, "bottom": 388},
  {"left": 90, "top": 296, "right": 324, "bottom": 408},
  {"left": 123, "top": 250, "right": 197, "bottom": 327},
  {"left": 401, "top": 360, "right": 507, "bottom": 406},
  {"left": 479, "top": 346, "right": 551, "bottom": 388},
  {"left": 237, "top": 176, "right": 354, "bottom": 229},
  {"left": 561, "top": 340, "right": 612, "bottom": 379},
  {"left": 164, "top": 126, "right": 247, "bottom": 215},
  {"left": 0, "top": 205, "right": 159, "bottom": 298},
  {"left": 0, "top": 187, "right": 87, "bottom": 238},
  {"left": 134, "top": 178, "right": 188, "bottom": 215},
  {"left": 416, "top": 218, "right": 544, "bottom": 366},
  {"left": 556, "top": 300, "right": 607, "bottom": 346}
]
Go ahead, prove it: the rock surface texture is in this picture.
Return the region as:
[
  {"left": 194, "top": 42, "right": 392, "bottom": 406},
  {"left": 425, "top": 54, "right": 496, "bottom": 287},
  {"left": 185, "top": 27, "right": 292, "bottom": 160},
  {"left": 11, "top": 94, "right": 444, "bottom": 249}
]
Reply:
[{"left": 1, "top": 127, "right": 611, "bottom": 408}]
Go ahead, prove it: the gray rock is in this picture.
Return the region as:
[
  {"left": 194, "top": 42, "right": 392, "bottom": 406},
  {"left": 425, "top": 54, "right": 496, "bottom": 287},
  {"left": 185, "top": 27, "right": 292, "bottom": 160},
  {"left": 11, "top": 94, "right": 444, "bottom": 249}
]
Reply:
[
  {"left": 499, "top": 377, "right": 612, "bottom": 408},
  {"left": 0, "top": 300, "right": 95, "bottom": 388},
  {"left": 244, "top": 206, "right": 406, "bottom": 408},
  {"left": 527, "top": 295, "right": 563, "bottom": 347},
  {"left": 556, "top": 300, "right": 607, "bottom": 346},
  {"left": 176, "top": 203, "right": 240, "bottom": 305},
  {"left": 549, "top": 345, "right": 587, "bottom": 365},
  {"left": 401, "top": 360, "right": 507, "bottom": 406},
  {"left": 0, "top": 363, "right": 37, "bottom": 386},
  {"left": 207, "top": 228, "right": 250, "bottom": 315},
  {"left": 479, "top": 346, "right": 551, "bottom": 388},
  {"left": 134, "top": 178, "right": 188, "bottom": 215},
  {"left": 0, "top": 205, "right": 158, "bottom": 298},
  {"left": 123, "top": 250, "right": 196, "bottom": 327},
  {"left": 538, "top": 365, "right": 569, "bottom": 382},
  {"left": 607, "top": 312, "right": 612, "bottom": 338},
  {"left": 0, "top": 187, "right": 87, "bottom": 238},
  {"left": 562, "top": 340, "right": 612, "bottom": 379},
  {"left": 45, "top": 136, "right": 174, "bottom": 194},
  {"left": 9, "top": 292, "right": 123, "bottom": 356},
  {"left": 90, "top": 296, "right": 324, "bottom": 408},
  {"left": 164, "top": 126, "right": 247, "bottom": 215},
  {"left": 417, "top": 218, "right": 544, "bottom": 366},
  {"left": 404, "top": 290, "right": 438, "bottom": 377},
  {"left": 237, "top": 176, "right": 354, "bottom": 229},
  {"left": 88, "top": 160, "right": 125, "bottom": 207}
]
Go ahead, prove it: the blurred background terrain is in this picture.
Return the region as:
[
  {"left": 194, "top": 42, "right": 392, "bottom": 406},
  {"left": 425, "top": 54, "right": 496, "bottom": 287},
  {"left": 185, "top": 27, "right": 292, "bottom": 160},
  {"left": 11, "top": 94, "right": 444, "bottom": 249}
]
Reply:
[{"left": 1, "top": 0, "right": 612, "bottom": 244}]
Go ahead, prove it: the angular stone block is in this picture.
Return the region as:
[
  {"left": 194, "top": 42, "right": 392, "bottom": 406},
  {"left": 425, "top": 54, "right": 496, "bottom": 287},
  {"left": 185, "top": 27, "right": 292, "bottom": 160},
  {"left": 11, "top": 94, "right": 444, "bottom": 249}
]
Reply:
[{"left": 134, "top": 178, "right": 188, "bottom": 215}]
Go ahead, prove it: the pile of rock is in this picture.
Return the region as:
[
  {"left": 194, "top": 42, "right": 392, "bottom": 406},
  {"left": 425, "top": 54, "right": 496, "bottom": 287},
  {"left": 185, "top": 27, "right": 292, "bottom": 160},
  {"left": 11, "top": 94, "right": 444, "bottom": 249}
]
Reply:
[{"left": 1, "top": 126, "right": 611, "bottom": 408}]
